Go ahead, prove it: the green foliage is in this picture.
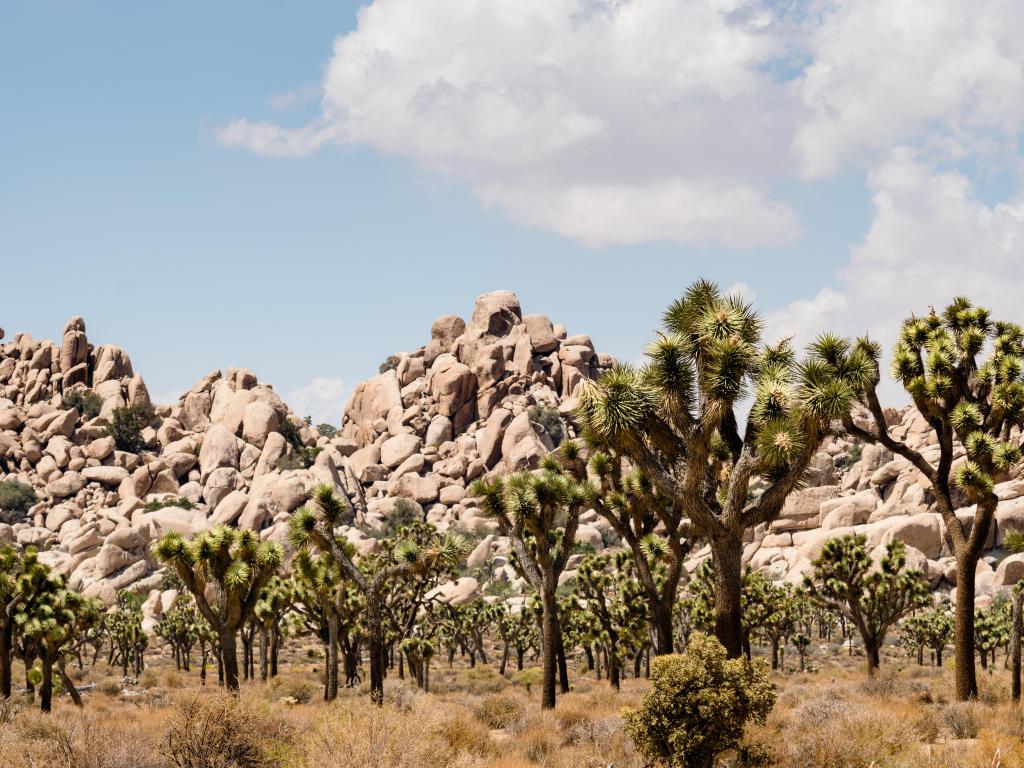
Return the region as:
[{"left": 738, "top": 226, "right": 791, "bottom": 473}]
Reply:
[
  {"left": 379, "top": 354, "right": 401, "bottom": 374},
  {"left": 62, "top": 387, "right": 102, "bottom": 419},
  {"left": 836, "top": 443, "right": 863, "bottom": 471},
  {"left": 528, "top": 403, "right": 565, "bottom": 446},
  {"left": 142, "top": 497, "right": 195, "bottom": 513},
  {"left": 511, "top": 667, "right": 543, "bottom": 693},
  {"left": 623, "top": 633, "right": 776, "bottom": 768},
  {"left": 316, "top": 423, "right": 337, "bottom": 438},
  {"left": 0, "top": 480, "right": 37, "bottom": 516},
  {"left": 1004, "top": 530, "right": 1024, "bottom": 554},
  {"left": 105, "top": 404, "right": 156, "bottom": 453},
  {"left": 275, "top": 446, "right": 321, "bottom": 471},
  {"left": 276, "top": 419, "right": 305, "bottom": 452},
  {"left": 804, "top": 535, "right": 930, "bottom": 673}
]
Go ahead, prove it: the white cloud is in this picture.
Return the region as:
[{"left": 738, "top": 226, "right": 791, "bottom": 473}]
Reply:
[
  {"left": 219, "top": 0, "right": 802, "bottom": 246},
  {"left": 285, "top": 377, "right": 348, "bottom": 426},
  {"left": 795, "top": 0, "right": 1024, "bottom": 177},
  {"left": 268, "top": 85, "right": 321, "bottom": 112},
  {"left": 766, "top": 150, "right": 1024, "bottom": 368},
  {"left": 218, "top": 0, "right": 1024, "bottom": 249}
]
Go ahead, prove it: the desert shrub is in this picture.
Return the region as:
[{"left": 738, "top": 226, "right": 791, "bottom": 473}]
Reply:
[
  {"left": 163, "top": 691, "right": 291, "bottom": 768},
  {"left": 475, "top": 693, "right": 526, "bottom": 729},
  {"left": 276, "top": 445, "right": 321, "bottom": 472},
  {"left": 527, "top": 404, "right": 564, "bottom": 446},
  {"left": 63, "top": 388, "right": 103, "bottom": 419},
  {"left": 1005, "top": 530, "right": 1024, "bottom": 554},
  {"left": 52, "top": 712, "right": 165, "bottom": 768},
  {"left": 434, "top": 715, "right": 493, "bottom": 757},
  {"left": 860, "top": 668, "right": 901, "bottom": 698},
  {"left": 139, "top": 669, "right": 159, "bottom": 689},
  {"left": 512, "top": 668, "right": 543, "bottom": 694},
  {"left": 372, "top": 498, "right": 420, "bottom": 539},
  {"left": 262, "top": 675, "right": 318, "bottom": 705},
  {"left": 105, "top": 405, "right": 155, "bottom": 453},
  {"left": 910, "top": 706, "right": 942, "bottom": 744},
  {"left": 0, "top": 480, "right": 37, "bottom": 517},
  {"left": 379, "top": 355, "right": 401, "bottom": 374},
  {"left": 315, "top": 423, "right": 337, "bottom": 438},
  {"left": 457, "top": 666, "right": 510, "bottom": 695},
  {"left": 623, "top": 633, "right": 775, "bottom": 768},
  {"left": 142, "top": 497, "right": 195, "bottom": 513},
  {"left": 277, "top": 419, "right": 304, "bottom": 452},
  {"left": 776, "top": 692, "right": 914, "bottom": 768},
  {"left": 836, "top": 443, "right": 863, "bottom": 471},
  {"left": 944, "top": 702, "right": 981, "bottom": 739}
]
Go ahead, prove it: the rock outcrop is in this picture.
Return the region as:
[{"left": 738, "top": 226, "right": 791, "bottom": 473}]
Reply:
[{"left": 3, "top": 290, "right": 1023, "bottom": 633}]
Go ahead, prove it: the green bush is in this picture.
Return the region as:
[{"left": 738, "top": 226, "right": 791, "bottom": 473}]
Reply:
[
  {"left": 1005, "top": 530, "right": 1024, "bottom": 554},
  {"left": 275, "top": 446, "right": 321, "bottom": 472},
  {"left": 277, "top": 419, "right": 304, "bottom": 452},
  {"left": 105, "top": 405, "right": 156, "bottom": 453},
  {"left": 316, "top": 423, "right": 337, "bottom": 438},
  {"left": 527, "top": 404, "right": 564, "bottom": 446},
  {"left": 623, "top": 633, "right": 775, "bottom": 768},
  {"left": 379, "top": 355, "right": 400, "bottom": 374},
  {"left": 475, "top": 693, "right": 526, "bottom": 729},
  {"left": 837, "top": 443, "right": 864, "bottom": 471},
  {"left": 0, "top": 480, "right": 37, "bottom": 518},
  {"left": 62, "top": 388, "right": 102, "bottom": 419},
  {"left": 142, "top": 497, "right": 195, "bottom": 513}
]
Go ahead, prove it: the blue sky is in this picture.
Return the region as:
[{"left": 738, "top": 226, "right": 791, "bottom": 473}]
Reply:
[{"left": 3, "top": 1, "right": 1023, "bottom": 421}]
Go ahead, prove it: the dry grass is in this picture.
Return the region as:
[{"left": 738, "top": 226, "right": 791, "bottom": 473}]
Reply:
[{"left": 1, "top": 640, "right": 1023, "bottom": 768}]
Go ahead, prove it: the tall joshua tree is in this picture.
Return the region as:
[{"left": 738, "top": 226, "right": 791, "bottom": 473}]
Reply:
[
  {"left": 290, "top": 483, "right": 468, "bottom": 705},
  {"left": 471, "top": 447, "right": 593, "bottom": 709},
  {"left": 832, "top": 299, "right": 1024, "bottom": 699},
  {"left": 577, "top": 279, "right": 865, "bottom": 657},
  {"left": 156, "top": 525, "right": 282, "bottom": 691}
]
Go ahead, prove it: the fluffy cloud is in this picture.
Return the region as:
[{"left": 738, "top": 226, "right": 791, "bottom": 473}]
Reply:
[
  {"left": 218, "top": 0, "right": 1024, "bottom": 249},
  {"left": 765, "top": 150, "right": 1024, "bottom": 356},
  {"left": 219, "top": 0, "right": 802, "bottom": 246},
  {"left": 285, "top": 377, "right": 348, "bottom": 426}
]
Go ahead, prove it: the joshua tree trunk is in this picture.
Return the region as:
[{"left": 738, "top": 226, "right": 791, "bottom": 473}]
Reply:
[
  {"left": 711, "top": 533, "right": 744, "bottom": 658},
  {"left": 40, "top": 649, "right": 54, "bottom": 713},
  {"left": 540, "top": 587, "right": 558, "bottom": 710},
  {"left": 219, "top": 629, "right": 239, "bottom": 692},
  {"left": 270, "top": 628, "right": 280, "bottom": 678},
  {"left": 367, "top": 601, "right": 385, "bottom": 706},
  {"left": 954, "top": 551, "right": 979, "bottom": 698},
  {"left": 865, "top": 637, "right": 881, "bottom": 676},
  {"left": 651, "top": 601, "right": 675, "bottom": 656},
  {"left": 259, "top": 626, "right": 269, "bottom": 683},
  {"left": 499, "top": 640, "right": 509, "bottom": 676},
  {"left": 57, "top": 660, "right": 82, "bottom": 708},
  {"left": 326, "top": 612, "right": 339, "bottom": 701},
  {"left": 0, "top": 620, "right": 12, "bottom": 699},
  {"left": 1011, "top": 589, "right": 1022, "bottom": 702}
]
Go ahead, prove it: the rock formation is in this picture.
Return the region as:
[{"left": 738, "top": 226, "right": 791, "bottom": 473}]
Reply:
[{"left": 2, "top": 291, "right": 1023, "bottom": 635}]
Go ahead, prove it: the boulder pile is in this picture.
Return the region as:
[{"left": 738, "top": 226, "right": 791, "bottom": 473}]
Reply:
[{"left": 2, "top": 292, "right": 1023, "bottom": 632}]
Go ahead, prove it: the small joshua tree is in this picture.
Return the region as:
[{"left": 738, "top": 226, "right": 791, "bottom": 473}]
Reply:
[
  {"left": 155, "top": 525, "right": 282, "bottom": 691},
  {"left": 804, "top": 535, "right": 929, "bottom": 675},
  {"left": 471, "top": 448, "right": 593, "bottom": 709},
  {"left": 290, "top": 483, "right": 468, "bottom": 705},
  {"left": 623, "top": 632, "right": 775, "bottom": 768}
]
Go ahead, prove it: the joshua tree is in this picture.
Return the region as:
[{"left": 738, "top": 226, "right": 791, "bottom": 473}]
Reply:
[
  {"left": 578, "top": 452, "right": 691, "bottom": 655},
  {"left": 254, "top": 576, "right": 291, "bottom": 681},
  {"left": 573, "top": 551, "right": 649, "bottom": 689},
  {"left": 577, "top": 280, "right": 864, "bottom": 657},
  {"left": 155, "top": 525, "right": 283, "bottom": 691},
  {"left": 106, "top": 591, "right": 147, "bottom": 677},
  {"left": 290, "top": 548, "right": 363, "bottom": 700},
  {"left": 804, "top": 535, "right": 929, "bottom": 675},
  {"left": 833, "top": 298, "right": 1024, "bottom": 699},
  {"left": 290, "top": 483, "right": 468, "bottom": 705},
  {"left": 0, "top": 546, "right": 50, "bottom": 699},
  {"left": 495, "top": 604, "right": 538, "bottom": 675},
  {"left": 15, "top": 575, "right": 101, "bottom": 712},
  {"left": 156, "top": 594, "right": 204, "bottom": 672},
  {"left": 472, "top": 451, "right": 593, "bottom": 709},
  {"left": 1011, "top": 584, "right": 1022, "bottom": 701}
]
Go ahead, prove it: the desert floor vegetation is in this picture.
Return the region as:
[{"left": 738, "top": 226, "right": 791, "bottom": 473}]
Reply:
[{"left": 0, "top": 633, "right": 1023, "bottom": 768}]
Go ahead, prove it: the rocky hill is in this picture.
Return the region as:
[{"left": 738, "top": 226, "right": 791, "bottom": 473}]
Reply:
[{"left": 2, "top": 291, "right": 1023, "bottom": 634}]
